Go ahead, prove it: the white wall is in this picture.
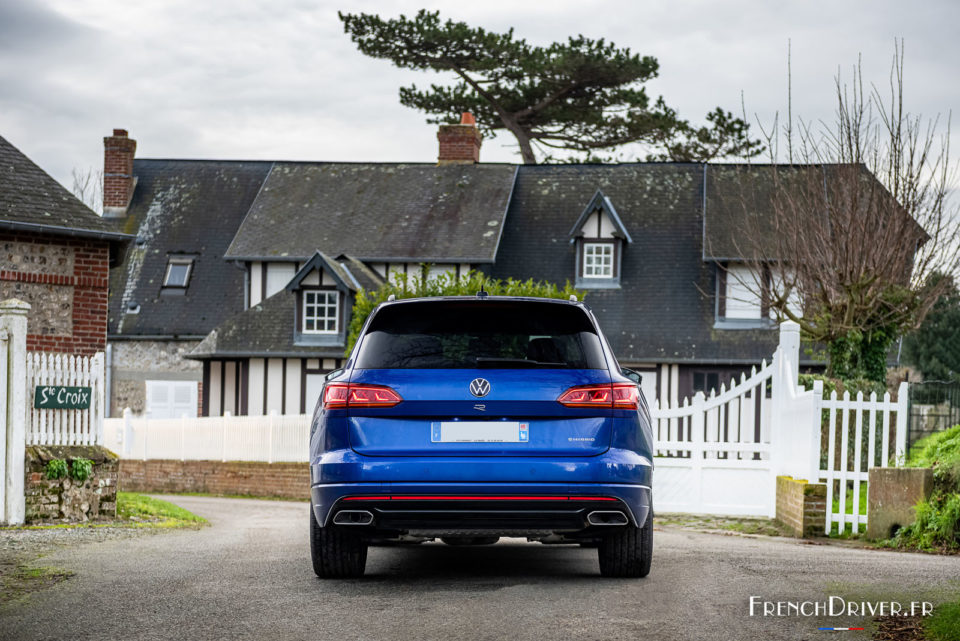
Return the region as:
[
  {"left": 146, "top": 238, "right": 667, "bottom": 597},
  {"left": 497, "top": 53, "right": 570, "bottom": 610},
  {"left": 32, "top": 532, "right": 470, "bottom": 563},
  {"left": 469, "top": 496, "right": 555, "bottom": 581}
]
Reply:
[
  {"left": 285, "top": 360, "right": 301, "bottom": 414},
  {"left": 249, "top": 262, "right": 263, "bottom": 306},
  {"left": 265, "top": 263, "right": 296, "bottom": 299},
  {"left": 266, "top": 358, "right": 284, "bottom": 414},
  {"left": 248, "top": 358, "right": 265, "bottom": 416}
]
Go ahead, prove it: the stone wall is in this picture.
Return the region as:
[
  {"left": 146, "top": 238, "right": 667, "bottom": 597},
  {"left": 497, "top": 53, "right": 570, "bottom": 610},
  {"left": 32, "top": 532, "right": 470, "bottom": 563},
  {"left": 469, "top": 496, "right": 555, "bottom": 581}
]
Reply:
[
  {"left": 119, "top": 459, "right": 309, "bottom": 499},
  {"left": 0, "top": 231, "right": 111, "bottom": 355},
  {"left": 775, "top": 475, "right": 827, "bottom": 537},
  {"left": 25, "top": 445, "right": 119, "bottom": 523},
  {"left": 110, "top": 339, "right": 202, "bottom": 417},
  {"left": 866, "top": 467, "right": 935, "bottom": 540}
]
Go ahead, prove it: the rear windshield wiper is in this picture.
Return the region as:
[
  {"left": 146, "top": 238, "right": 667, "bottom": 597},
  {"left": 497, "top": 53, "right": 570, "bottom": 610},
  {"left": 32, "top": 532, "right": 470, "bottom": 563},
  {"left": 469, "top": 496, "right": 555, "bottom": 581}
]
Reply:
[{"left": 474, "top": 357, "right": 567, "bottom": 368}]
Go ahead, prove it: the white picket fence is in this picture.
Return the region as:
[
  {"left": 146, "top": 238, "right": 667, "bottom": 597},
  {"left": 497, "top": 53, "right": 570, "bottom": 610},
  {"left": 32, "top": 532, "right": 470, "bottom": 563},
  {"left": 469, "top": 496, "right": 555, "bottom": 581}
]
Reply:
[
  {"left": 26, "top": 351, "right": 105, "bottom": 446},
  {"left": 650, "top": 322, "right": 908, "bottom": 531},
  {"left": 818, "top": 384, "right": 908, "bottom": 534},
  {"left": 103, "top": 410, "right": 311, "bottom": 463}
]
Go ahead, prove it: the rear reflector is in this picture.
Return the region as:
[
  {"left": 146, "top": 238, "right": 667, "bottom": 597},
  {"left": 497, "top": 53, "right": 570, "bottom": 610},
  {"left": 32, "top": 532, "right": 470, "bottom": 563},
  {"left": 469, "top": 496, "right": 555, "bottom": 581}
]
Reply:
[
  {"left": 323, "top": 383, "right": 403, "bottom": 409},
  {"left": 557, "top": 383, "right": 639, "bottom": 410}
]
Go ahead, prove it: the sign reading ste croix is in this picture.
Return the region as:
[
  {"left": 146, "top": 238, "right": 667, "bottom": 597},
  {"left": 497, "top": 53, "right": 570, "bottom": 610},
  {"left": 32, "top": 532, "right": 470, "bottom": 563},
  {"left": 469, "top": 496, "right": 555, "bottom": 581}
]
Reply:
[{"left": 34, "top": 386, "right": 92, "bottom": 410}]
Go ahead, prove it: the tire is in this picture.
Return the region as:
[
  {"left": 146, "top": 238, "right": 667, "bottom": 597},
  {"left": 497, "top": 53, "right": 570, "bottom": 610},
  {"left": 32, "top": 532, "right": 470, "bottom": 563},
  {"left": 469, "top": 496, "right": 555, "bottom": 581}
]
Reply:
[
  {"left": 597, "top": 510, "right": 653, "bottom": 578},
  {"left": 310, "top": 507, "right": 368, "bottom": 578}
]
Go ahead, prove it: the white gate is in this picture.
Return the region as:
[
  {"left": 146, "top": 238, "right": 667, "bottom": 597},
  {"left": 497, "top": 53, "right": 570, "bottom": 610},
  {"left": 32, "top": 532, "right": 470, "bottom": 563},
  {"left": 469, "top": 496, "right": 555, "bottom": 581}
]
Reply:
[
  {"left": 26, "top": 351, "right": 106, "bottom": 446},
  {"left": 652, "top": 360, "right": 775, "bottom": 516}
]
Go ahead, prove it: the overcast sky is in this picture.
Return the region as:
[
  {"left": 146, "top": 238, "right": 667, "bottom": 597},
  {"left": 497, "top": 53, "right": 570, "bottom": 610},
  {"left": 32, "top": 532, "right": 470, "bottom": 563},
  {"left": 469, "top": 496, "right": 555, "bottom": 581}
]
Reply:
[{"left": 1, "top": 0, "right": 957, "bottom": 195}]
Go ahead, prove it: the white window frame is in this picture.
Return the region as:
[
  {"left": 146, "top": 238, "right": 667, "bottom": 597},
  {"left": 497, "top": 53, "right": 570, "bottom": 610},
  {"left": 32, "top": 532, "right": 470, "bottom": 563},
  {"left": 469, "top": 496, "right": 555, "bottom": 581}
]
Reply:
[
  {"left": 163, "top": 257, "right": 193, "bottom": 288},
  {"left": 302, "top": 290, "right": 339, "bottom": 334},
  {"left": 582, "top": 242, "right": 614, "bottom": 279}
]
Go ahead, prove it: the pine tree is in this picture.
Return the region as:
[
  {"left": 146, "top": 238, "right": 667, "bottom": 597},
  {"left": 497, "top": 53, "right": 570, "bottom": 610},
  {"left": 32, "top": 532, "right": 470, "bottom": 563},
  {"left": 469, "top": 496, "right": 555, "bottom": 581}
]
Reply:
[{"left": 339, "top": 10, "right": 763, "bottom": 164}]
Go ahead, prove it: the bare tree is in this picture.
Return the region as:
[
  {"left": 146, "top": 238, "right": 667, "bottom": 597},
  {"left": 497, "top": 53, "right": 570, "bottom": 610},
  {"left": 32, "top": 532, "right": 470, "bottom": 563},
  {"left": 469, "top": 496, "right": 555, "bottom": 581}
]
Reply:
[
  {"left": 718, "top": 43, "right": 959, "bottom": 382},
  {"left": 71, "top": 166, "right": 103, "bottom": 215}
]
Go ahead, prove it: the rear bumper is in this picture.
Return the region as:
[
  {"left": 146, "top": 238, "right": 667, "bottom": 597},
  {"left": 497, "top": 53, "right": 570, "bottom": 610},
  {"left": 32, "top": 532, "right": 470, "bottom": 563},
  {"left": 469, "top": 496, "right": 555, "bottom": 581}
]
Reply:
[
  {"left": 311, "top": 482, "right": 651, "bottom": 533},
  {"left": 310, "top": 447, "right": 652, "bottom": 534}
]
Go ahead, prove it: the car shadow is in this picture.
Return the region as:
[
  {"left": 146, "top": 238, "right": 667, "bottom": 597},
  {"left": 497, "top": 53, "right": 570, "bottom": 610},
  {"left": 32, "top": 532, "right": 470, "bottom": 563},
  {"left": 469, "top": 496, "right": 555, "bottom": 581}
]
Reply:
[{"left": 320, "top": 540, "right": 612, "bottom": 589}]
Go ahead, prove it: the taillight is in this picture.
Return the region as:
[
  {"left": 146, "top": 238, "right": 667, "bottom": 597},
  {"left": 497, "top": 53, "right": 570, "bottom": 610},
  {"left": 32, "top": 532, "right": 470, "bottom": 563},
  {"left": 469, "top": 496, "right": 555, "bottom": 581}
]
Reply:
[
  {"left": 323, "top": 383, "right": 402, "bottom": 409},
  {"left": 611, "top": 383, "right": 639, "bottom": 409},
  {"left": 557, "top": 383, "right": 638, "bottom": 410}
]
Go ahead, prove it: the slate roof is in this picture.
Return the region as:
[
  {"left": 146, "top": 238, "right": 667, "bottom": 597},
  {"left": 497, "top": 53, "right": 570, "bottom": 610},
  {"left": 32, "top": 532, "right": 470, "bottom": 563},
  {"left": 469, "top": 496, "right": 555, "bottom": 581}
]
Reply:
[
  {"left": 0, "top": 134, "right": 132, "bottom": 242},
  {"left": 490, "top": 164, "right": 784, "bottom": 365},
  {"left": 701, "top": 164, "right": 919, "bottom": 261},
  {"left": 703, "top": 164, "right": 817, "bottom": 260},
  {"left": 108, "top": 159, "right": 273, "bottom": 337},
  {"left": 189, "top": 289, "right": 344, "bottom": 359},
  {"left": 224, "top": 163, "right": 518, "bottom": 262}
]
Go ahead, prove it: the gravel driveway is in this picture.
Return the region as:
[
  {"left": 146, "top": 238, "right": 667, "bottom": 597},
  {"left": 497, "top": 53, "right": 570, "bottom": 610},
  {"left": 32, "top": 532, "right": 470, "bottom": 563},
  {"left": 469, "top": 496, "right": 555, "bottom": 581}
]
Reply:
[{"left": 1, "top": 495, "right": 958, "bottom": 641}]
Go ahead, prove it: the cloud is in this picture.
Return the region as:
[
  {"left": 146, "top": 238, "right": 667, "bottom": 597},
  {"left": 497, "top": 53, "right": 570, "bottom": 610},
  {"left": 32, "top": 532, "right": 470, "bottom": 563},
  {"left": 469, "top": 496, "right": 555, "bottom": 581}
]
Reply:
[{"left": 0, "top": 0, "right": 956, "bottom": 193}]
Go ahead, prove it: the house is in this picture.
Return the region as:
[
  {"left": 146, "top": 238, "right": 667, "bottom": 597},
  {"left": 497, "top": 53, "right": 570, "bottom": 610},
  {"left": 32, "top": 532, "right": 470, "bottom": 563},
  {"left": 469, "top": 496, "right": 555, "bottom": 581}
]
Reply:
[
  {"left": 105, "top": 118, "right": 823, "bottom": 419},
  {"left": 1, "top": 134, "right": 132, "bottom": 356}
]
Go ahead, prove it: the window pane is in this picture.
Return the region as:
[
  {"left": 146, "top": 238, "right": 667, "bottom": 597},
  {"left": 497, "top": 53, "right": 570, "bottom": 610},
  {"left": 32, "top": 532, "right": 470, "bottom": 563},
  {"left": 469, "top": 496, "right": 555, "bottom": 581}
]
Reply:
[
  {"left": 165, "top": 262, "right": 191, "bottom": 287},
  {"left": 583, "top": 243, "right": 613, "bottom": 278},
  {"left": 303, "top": 290, "right": 338, "bottom": 333},
  {"left": 356, "top": 300, "right": 606, "bottom": 369}
]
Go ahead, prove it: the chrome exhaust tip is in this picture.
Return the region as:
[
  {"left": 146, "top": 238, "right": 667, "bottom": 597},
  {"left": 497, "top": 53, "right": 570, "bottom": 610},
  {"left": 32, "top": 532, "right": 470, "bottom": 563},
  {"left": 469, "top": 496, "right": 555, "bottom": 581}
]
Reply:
[
  {"left": 587, "top": 511, "right": 629, "bottom": 526},
  {"left": 333, "top": 510, "right": 374, "bottom": 525}
]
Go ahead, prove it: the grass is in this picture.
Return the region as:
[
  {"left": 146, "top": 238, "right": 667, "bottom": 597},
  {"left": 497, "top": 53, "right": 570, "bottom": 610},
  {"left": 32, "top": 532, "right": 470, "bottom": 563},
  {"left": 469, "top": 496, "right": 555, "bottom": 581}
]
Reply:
[
  {"left": 888, "top": 425, "right": 960, "bottom": 551},
  {"left": 158, "top": 491, "right": 308, "bottom": 502},
  {"left": 0, "top": 563, "right": 73, "bottom": 604},
  {"left": 827, "top": 488, "right": 869, "bottom": 537},
  {"left": 116, "top": 492, "right": 207, "bottom": 528},
  {"left": 927, "top": 599, "right": 960, "bottom": 641},
  {"left": 1, "top": 493, "right": 207, "bottom": 531}
]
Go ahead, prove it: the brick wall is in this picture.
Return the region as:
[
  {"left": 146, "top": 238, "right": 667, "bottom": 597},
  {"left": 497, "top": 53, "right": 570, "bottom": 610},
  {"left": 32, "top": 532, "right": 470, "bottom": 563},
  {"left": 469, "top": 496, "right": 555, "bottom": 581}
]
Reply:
[
  {"left": 0, "top": 231, "right": 111, "bottom": 355},
  {"left": 775, "top": 475, "right": 827, "bottom": 537},
  {"left": 119, "top": 459, "right": 309, "bottom": 499}
]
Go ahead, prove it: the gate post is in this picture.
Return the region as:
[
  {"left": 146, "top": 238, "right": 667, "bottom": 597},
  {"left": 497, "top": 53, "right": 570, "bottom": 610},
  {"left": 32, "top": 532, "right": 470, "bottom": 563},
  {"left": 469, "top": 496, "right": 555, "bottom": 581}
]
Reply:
[
  {"left": 769, "top": 321, "right": 802, "bottom": 517},
  {"left": 1, "top": 299, "right": 30, "bottom": 525}
]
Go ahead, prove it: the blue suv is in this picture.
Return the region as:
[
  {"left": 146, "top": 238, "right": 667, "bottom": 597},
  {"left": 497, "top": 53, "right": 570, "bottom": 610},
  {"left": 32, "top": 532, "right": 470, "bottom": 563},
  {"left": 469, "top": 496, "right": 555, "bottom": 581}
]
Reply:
[{"left": 309, "top": 296, "right": 653, "bottom": 577}]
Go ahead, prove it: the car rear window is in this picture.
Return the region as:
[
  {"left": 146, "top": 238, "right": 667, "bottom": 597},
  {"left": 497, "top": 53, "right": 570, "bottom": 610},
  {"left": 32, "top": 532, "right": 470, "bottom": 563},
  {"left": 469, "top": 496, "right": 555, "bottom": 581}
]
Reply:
[{"left": 355, "top": 300, "right": 607, "bottom": 369}]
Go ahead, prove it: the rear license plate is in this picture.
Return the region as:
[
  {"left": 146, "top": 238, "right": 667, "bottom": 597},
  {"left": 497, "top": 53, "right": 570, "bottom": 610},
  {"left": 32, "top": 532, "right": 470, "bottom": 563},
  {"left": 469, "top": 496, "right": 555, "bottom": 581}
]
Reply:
[{"left": 431, "top": 421, "right": 529, "bottom": 443}]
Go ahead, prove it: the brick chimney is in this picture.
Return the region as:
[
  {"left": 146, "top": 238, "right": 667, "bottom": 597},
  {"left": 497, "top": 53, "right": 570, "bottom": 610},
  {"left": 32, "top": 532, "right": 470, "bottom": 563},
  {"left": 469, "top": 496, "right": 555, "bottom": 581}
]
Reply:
[
  {"left": 103, "top": 128, "right": 137, "bottom": 217},
  {"left": 437, "top": 113, "right": 481, "bottom": 165}
]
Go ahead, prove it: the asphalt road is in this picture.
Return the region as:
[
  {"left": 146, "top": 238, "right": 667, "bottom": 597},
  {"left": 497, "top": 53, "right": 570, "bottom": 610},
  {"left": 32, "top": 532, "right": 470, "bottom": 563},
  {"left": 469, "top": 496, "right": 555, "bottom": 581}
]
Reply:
[{"left": 2, "top": 496, "right": 959, "bottom": 641}]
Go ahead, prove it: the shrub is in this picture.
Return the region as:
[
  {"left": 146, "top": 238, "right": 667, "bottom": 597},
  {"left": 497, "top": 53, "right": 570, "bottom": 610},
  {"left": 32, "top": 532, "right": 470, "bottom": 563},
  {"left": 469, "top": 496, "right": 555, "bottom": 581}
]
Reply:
[
  {"left": 44, "top": 459, "right": 68, "bottom": 480},
  {"left": 893, "top": 425, "right": 960, "bottom": 550},
  {"left": 345, "top": 267, "right": 584, "bottom": 355},
  {"left": 907, "top": 424, "right": 960, "bottom": 493},
  {"left": 69, "top": 458, "right": 94, "bottom": 483}
]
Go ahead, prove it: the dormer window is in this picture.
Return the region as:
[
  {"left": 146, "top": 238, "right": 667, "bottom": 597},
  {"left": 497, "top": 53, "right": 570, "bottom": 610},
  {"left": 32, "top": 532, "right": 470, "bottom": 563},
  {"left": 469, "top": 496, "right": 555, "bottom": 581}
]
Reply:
[
  {"left": 303, "top": 290, "right": 339, "bottom": 334},
  {"left": 583, "top": 243, "right": 614, "bottom": 278},
  {"left": 163, "top": 257, "right": 193, "bottom": 288},
  {"left": 569, "top": 190, "right": 632, "bottom": 289}
]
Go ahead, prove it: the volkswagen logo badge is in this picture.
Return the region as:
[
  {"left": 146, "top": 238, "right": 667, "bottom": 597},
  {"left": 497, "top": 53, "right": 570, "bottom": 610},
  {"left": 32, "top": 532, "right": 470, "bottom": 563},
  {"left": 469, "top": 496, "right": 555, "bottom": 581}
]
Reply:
[{"left": 469, "top": 378, "right": 491, "bottom": 398}]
